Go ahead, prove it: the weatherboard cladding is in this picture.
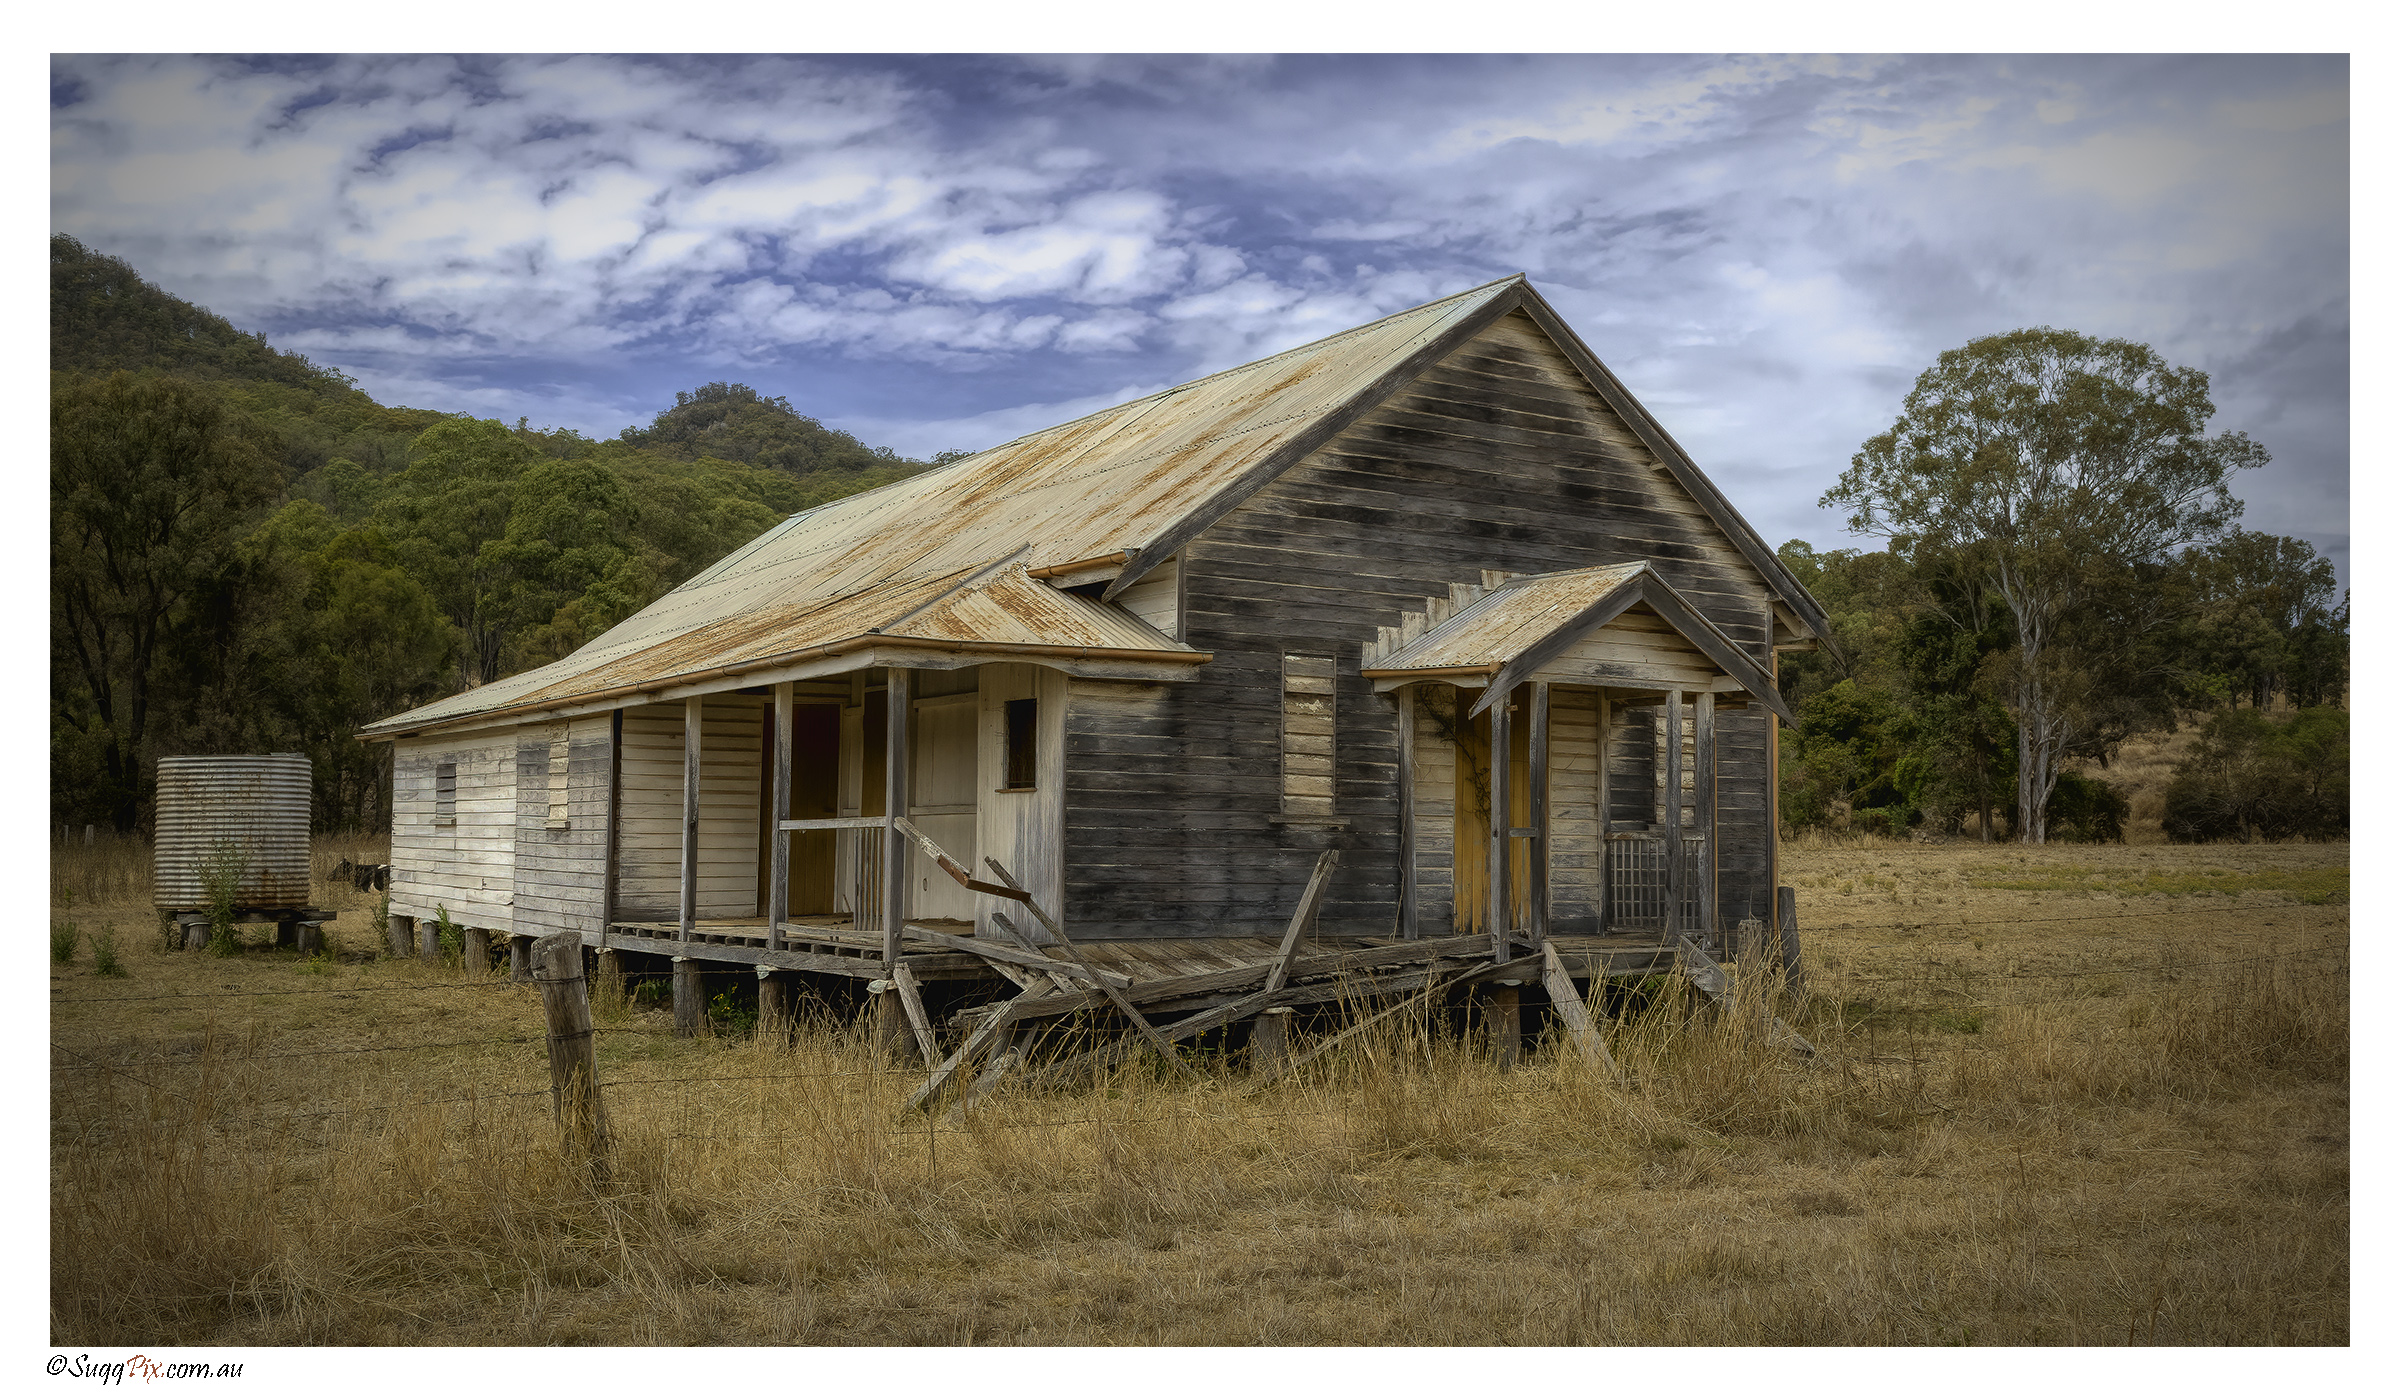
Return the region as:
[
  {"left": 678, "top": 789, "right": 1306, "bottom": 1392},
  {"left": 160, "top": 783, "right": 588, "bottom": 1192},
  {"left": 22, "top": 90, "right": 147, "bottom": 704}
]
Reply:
[
  {"left": 361, "top": 276, "right": 1818, "bottom": 947},
  {"left": 1060, "top": 307, "right": 1785, "bottom": 938}
]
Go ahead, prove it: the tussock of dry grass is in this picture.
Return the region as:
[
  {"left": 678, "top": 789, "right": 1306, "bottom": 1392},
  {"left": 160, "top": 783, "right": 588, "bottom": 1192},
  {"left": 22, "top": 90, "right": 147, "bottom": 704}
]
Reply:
[{"left": 52, "top": 838, "right": 2346, "bottom": 1345}]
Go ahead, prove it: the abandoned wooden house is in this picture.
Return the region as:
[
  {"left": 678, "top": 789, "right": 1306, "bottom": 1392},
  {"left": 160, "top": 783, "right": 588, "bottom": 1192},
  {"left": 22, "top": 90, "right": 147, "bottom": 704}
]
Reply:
[{"left": 361, "top": 273, "right": 1829, "bottom": 1089}]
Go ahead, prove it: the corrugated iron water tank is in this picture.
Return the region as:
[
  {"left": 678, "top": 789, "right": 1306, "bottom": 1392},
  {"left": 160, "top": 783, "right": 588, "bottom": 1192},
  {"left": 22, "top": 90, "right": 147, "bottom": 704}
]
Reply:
[{"left": 153, "top": 754, "right": 313, "bottom": 912}]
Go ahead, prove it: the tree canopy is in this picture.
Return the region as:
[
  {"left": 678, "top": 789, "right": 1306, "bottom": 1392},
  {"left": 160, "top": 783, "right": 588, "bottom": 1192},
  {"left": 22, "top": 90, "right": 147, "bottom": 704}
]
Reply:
[
  {"left": 50, "top": 240, "right": 947, "bottom": 833},
  {"left": 1822, "top": 328, "right": 2269, "bottom": 842}
]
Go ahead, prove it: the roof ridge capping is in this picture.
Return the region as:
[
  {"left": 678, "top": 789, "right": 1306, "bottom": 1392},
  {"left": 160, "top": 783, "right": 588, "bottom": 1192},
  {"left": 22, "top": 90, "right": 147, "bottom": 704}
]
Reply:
[{"left": 945, "top": 273, "right": 1529, "bottom": 470}]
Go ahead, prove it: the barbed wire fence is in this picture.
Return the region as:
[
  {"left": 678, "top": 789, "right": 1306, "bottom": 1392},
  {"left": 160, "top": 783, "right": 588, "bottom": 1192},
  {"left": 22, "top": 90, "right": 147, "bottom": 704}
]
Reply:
[{"left": 50, "top": 901, "right": 2348, "bottom": 1164}]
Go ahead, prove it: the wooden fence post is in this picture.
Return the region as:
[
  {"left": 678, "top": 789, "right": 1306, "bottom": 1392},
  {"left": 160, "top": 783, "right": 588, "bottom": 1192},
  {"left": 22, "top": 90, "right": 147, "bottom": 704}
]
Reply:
[
  {"left": 419, "top": 916, "right": 441, "bottom": 964},
  {"left": 510, "top": 935, "right": 534, "bottom": 983},
  {"left": 465, "top": 927, "right": 491, "bottom": 975},
  {"left": 673, "top": 956, "right": 700, "bottom": 1038},
  {"left": 534, "top": 933, "right": 608, "bottom": 1180},
  {"left": 387, "top": 912, "right": 412, "bottom": 958}
]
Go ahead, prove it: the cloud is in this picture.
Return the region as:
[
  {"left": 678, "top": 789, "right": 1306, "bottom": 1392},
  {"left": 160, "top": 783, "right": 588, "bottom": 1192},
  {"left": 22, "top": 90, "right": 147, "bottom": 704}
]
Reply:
[{"left": 50, "top": 53, "right": 2348, "bottom": 579}]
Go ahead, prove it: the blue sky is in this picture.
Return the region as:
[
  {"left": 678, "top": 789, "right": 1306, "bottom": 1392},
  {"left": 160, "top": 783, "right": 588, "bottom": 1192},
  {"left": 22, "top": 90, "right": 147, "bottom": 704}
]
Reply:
[{"left": 49, "top": 52, "right": 2350, "bottom": 578}]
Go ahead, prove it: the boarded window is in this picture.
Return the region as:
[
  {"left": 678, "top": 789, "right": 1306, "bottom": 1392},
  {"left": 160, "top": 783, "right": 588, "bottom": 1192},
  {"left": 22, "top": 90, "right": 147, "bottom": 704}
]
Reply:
[
  {"left": 545, "top": 729, "right": 571, "bottom": 829},
  {"left": 435, "top": 761, "right": 457, "bottom": 827},
  {"left": 1003, "top": 698, "right": 1038, "bottom": 790},
  {"left": 1281, "top": 655, "right": 1336, "bottom": 817}
]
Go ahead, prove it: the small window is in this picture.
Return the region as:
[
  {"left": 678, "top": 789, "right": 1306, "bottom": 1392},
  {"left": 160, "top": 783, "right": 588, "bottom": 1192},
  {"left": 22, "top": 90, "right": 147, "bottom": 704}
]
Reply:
[
  {"left": 1002, "top": 698, "right": 1038, "bottom": 790},
  {"left": 434, "top": 761, "right": 457, "bottom": 827},
  {"left": 1281, "top": 655, "right": 1335, "bottom": 817},
  {"left": 545, "top": 730, "right": 571, "bottom": 829}
]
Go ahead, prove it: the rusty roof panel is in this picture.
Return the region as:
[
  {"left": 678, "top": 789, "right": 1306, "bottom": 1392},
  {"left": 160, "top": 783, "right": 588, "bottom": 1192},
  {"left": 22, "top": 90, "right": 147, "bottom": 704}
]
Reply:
[
  {"left": 1371, "top": 562, "right": 1648, "bottom": 672},
  {"left": 367, "top": 277, "right": 1521, "bottom": 735}
]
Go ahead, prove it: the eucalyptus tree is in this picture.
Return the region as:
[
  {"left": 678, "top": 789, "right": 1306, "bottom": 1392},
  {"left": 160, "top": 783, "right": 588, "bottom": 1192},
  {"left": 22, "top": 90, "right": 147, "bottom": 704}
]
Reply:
[
  {"left": 1823, "top": 329, "right": 2266, "bottom": 843},
  {"left": 52, "top": 373, "right": 283, "bottom": 828}
]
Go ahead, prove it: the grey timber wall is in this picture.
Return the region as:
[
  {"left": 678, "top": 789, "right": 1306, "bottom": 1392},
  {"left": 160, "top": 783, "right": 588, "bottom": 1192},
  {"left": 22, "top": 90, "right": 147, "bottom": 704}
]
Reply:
[
  {"left": 390, "top": 728, "right": 520, "bottom": 928},
  {"left": 508, "top": 714, "right": 613, "bottom": 939},
  {"left": 1061, "top": 309, "right": 1779, "bottom": 939}
]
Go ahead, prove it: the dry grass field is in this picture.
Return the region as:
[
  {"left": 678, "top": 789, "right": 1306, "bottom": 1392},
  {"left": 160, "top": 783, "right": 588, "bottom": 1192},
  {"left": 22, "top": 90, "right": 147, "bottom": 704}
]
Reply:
[{"left": 50, "top": 830, "right": 2345, "bottom": 1347}]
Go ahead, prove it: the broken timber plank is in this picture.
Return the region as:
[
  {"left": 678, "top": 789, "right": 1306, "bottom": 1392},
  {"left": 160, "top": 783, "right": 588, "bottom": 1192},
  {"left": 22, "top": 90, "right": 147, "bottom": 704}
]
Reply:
[
  {"left": 904, "top": 922, "right": 1132, "bottom": 987},
  {"left": 971, "top": 933, "right": 1493, "bottom": 1023},
  {"left": 1540, "top": 940, "right": 1620, "bottom": 1080},
  {"left": 989, "top": 913, "right": 1078, "bottom": 994},
  {"left": 894, "top": 817, "right": 1035, "bottom": 901},
  {"left": 1674, "top": 934, "right": 1815, "bottom": 1058},
  {"left": 944, "top": 1044, "right": 1025, "bottom": 1123},
  {"left": 891, "top": 963, "right": 941, "bottom": 1069},
  {"left": 985, "top": 857, "right": 1198, "bottom": 1080},
  {"left": 905, "top": 998, "right": 1022, "bottom": 1112},
  {"left": 1264, "top": 848, "right": 1341, "bottom": 997},
  {"left": 1022, "top": 952, "right": 1547, "bottom": 1091},
  {"left": 1251, "top": 959, "right": 1503, "bottom": 1089}
]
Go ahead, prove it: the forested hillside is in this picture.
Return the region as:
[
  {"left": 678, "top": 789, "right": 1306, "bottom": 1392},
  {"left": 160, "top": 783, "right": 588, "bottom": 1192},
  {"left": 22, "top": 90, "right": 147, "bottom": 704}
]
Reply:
[
  {"left": 51, "top": 235, "right": 939, "bottom": 832},
  {"left": 51, "top": 236, "right": 2346, "bottom": 844}
]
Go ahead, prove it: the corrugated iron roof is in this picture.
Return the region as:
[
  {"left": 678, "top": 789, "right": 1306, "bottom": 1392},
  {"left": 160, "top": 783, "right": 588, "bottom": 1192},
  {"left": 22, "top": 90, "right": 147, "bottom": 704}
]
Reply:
[
  {"left": 366, "top": 276, "right": 1524, "bottom": 737},
  {"left": 1367, "top": 563, "right": 1649, "bottom": 673}
]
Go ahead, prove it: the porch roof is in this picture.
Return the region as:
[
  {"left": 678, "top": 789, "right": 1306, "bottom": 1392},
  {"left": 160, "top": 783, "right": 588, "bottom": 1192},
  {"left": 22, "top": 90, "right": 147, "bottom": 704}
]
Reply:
[
  {"left": 1359, "top": 561, "right": 1793, "bottom": 724},
  {"left": 361, "top": 558, "right": 1204, "bottom": 738}
]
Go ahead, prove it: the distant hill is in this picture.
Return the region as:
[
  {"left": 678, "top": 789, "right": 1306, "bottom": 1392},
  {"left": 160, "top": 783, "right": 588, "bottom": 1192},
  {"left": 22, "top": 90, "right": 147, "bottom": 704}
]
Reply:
[
  {"left": 618, "top": 380, "right": 919, "bottom": 480},
  {"left": 51, "top": 234, "right": 355, "bottom": 392}
]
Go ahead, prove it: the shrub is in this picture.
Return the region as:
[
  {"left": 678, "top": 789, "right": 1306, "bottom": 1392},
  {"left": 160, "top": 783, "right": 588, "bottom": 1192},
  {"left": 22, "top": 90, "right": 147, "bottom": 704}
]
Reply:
[
  {"left": 2164, "top": 707, "right": 2348, "bottom": 842},
  {"left": 92, "top": 927, "right": 125, "bottom": 978},
  {"left": 52, "top": 919, "right": 80, "bottom": 964},
  {"left": 2046, "top": 771, "right": 2129, "bottom": 843}
]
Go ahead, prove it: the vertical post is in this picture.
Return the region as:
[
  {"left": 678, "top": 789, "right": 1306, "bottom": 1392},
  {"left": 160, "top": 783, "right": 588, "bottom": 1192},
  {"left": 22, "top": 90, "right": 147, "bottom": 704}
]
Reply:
[
  {"left": 883, "top": 667, "right": 914, "bottom": 970},
  {"left": 757, "top": 966, "right": 789, "bottom": 1039},
  {"left": 673, "top": 956, "right": 700, "bottom": 1038},
  {"left": 1251, "top": 1006, "right": 1292, "bottom": 1077},
  {"left": 510, "top": 935, "right": 533, "bottom": 982},
  {"left": 594, "top": 946, "right": 624, "bottom": 1013},
  {"left": 1396, "top": 684, "right": 1418, "bottom": 940},
  {"left": 1662, "top": 689, "right": 1683, "bottom": 944},
  {"left": 602, "top": 708, "right": 623, "bottom": 944},
  {"left": 1695, "top": 690, "right": 1717, "bottom": 950},
  {"left": 387, "top": 911, "right": 412, "bottom": 958},
  {"left": 1487, "top": 684, "right": 1512, "bottom": 961},
  {"left": 464, "top": 926, "right": 491, "bottom": 975},
  {"left": 769, "top": 681, "right": 793, "bottom": 952},
  {"left": 534, "top": 932, "right": 608, "bottom": 1180},
  {"left": 680, "top": 696, "right": 702, "bottom": 943},
  {"left": 1488, "top": 981, "right": 1520, "bottom": 1071},
  {"left": 420, "top": 915, "right": 441, "bottom": 964},
  {"left": 1595, "top": 688, "right": 1613, "bottom": 933},
  {"left": 1777, "top": 884, "right": 1808, "bottom": 998},
  {"left": 1527, "top": 681, "right": 1550, "bottom": 944},
  {"left": 873, "top": 987, "right": 911, "bottom": 1064},
  {"left": 296, "top": 921, "right": 324, "bottom": 955}
]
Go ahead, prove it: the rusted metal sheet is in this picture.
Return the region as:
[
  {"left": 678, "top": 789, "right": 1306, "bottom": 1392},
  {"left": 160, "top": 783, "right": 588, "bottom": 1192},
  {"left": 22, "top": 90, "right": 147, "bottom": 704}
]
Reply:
[
  {"left": 1366, "top": 562, "right": 1647, "bottom": 673},
  {"left": 152, "top": 754, "right": 313, "bottom": 911},
  {"left": 366, "top": 276, "right": 1523, "bottom": 737}
]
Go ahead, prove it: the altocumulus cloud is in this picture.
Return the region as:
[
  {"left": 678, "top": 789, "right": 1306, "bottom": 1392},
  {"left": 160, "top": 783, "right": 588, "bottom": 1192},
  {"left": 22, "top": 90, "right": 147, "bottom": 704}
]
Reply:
[{"left": 50, "top": 53, "right": 2347, "bottom": 570}]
